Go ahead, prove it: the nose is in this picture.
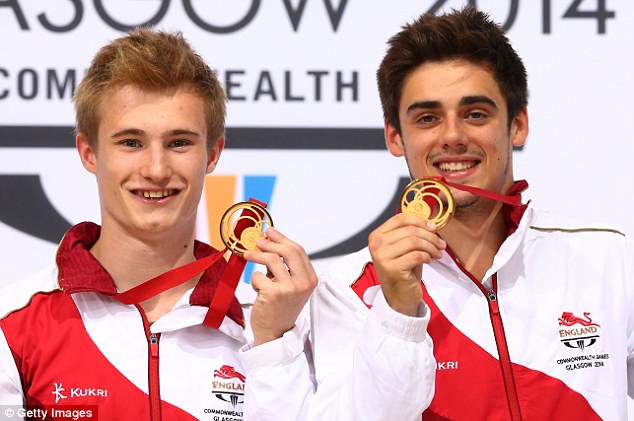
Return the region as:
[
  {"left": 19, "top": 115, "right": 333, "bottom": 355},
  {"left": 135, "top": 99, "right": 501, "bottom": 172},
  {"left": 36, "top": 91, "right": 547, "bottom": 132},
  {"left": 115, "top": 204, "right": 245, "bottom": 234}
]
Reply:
[
  {"left": 140, "top": 144, "right": 172, "bottom": 182},
  {"left": 439, "top": 114, "right": 467, "bottom": 152}
]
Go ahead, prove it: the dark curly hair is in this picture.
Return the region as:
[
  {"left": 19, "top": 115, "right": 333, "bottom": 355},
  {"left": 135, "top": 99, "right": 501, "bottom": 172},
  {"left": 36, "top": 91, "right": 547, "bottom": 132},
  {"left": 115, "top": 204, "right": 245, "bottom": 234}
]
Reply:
[{"left": 377, "top": 6, "right": 528, "bottom": 134}]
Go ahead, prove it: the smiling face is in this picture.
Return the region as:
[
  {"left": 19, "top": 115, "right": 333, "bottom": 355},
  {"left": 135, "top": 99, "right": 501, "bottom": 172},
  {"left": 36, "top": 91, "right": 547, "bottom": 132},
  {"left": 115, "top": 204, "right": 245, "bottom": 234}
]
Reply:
[
  {"left": 77, "top": 84, "right": 223, "bottom": 241},
  {"left": 386, "top": 59, "right": 528, "bottom": 217}
]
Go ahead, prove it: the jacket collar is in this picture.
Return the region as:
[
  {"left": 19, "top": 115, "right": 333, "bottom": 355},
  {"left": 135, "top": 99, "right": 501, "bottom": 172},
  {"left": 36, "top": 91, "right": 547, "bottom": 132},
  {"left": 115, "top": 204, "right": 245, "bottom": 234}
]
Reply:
[
  {"left": 56, "top": 222, "right": 244, "bottom": 327},
  {"left": 436, "top": 180, "right": 531, "bottom": 270},
  {"left": 502, "top": 180, "right": 529, "bottom": 237}
]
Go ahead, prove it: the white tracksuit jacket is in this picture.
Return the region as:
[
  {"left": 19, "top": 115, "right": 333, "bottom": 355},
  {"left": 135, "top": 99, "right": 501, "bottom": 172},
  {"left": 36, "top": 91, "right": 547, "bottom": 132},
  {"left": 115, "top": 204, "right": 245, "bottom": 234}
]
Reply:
[
  {"left": 317, "top": 203, "right": 634, "bottom": 420},
  {"left": 0, "top": 221, "right": 435, "bottom": 420}
]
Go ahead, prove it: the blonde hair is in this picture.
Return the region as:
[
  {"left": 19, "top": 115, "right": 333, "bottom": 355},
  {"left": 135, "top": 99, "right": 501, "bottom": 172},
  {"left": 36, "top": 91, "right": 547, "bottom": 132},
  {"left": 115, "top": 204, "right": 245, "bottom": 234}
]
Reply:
[{"left": 74, "top": 27, "right": 226, "bottom": 149}]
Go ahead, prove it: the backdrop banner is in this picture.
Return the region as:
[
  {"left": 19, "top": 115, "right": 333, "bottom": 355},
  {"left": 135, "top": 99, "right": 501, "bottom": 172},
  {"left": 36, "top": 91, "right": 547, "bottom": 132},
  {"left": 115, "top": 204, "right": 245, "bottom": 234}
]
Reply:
[{"left": 1, "top": 1, "right": 633, "bottom": 293}]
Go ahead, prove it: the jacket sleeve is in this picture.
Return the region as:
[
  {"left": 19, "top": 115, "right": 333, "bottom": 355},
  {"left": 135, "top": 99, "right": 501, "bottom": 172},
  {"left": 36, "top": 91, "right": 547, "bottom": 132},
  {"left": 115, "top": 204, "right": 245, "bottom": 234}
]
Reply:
[
  {"left": 239, "top": 308, "right": 315, "bottom": 421},
  {"left": 306, "top": 273, "right": 435, "bottom": 421},
  {"left": 626, "top": 235, "right": 634, "bottom": 400},
  {"left": 240, "top": 256, "right": 435, "bottom": 421},
  {"left": 0, "top": 266, "right": 57, "bottom": 415},
  {"left": 0, "top": 328, "right": 26, "bottom": 411}
]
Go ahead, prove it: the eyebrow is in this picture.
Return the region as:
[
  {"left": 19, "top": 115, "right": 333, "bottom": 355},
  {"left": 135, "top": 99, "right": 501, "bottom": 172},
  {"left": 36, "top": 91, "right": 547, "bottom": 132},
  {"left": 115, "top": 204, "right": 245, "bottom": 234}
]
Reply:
[
  {"left": 460, "top": 95, "right": 498, "bottom": 109},
  {"left": 110, "top": 128, "right": 144, "bottom": 138},
  {"left": 406, "top": 100, "right": 441, "bottom": 115},
  {"left": 110, "top": 128, "right": 201, "bottom": 139},
  {"left": 405, "top": 95, "right": 498, "bottom": 115}
]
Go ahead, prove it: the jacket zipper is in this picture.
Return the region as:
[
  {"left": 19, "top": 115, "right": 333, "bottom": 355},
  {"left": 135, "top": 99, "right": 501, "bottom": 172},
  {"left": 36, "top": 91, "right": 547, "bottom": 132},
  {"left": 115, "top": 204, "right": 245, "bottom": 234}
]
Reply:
[
  {"left": 447, "top": 252, "right": 523, "bottom": 420},
  {"left": 149, "top": 332, "right": 162, "bottom": 420},
  {"left": 485, "top": 274, "right": 522, "bottom": 421},
  {"left": 139, "top": 306, "right": 162, "bottom": 420}
]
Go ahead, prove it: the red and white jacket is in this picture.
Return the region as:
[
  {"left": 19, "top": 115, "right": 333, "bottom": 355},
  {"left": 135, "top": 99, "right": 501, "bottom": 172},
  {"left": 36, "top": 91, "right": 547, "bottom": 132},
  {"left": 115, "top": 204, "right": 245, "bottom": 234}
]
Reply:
[
  {"left": 0, "top": 222, "right": 252, "bottom": 420},
  {"left": 316, "top": 203, "right": 634, "bottom": 420}
]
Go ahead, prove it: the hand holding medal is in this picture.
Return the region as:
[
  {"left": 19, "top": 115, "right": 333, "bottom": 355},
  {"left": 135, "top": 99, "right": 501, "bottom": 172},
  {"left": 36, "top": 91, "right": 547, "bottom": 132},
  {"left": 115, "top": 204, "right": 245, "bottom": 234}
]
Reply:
[{"left": 221, "top": 201, "right": 317, "bottom": 346}]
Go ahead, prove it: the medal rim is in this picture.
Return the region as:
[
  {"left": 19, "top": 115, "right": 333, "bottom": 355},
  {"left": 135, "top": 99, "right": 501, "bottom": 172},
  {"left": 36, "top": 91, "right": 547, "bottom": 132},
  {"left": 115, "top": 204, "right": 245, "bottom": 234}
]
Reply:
[
  {"left": 219, "top": 201, "right": 274, "bottom": 255},
  {"left": 400, "top": 177, "right": 455, "bottom": 229}
]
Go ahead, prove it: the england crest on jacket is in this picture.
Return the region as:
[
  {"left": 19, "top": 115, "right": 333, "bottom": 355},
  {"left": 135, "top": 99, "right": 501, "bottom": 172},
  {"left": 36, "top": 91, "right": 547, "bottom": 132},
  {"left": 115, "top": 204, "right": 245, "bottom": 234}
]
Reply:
[
  {"left": 556, "top": 311, "right": 609, "bottom": 371},
  {"left": 204, "top": 364, "right": 245, "bottom": 420}
]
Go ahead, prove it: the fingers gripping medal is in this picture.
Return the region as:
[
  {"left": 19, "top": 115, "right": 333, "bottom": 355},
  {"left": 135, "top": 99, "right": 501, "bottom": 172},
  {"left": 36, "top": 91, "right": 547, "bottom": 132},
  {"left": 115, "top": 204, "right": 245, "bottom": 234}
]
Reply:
[
  {"left": 220, "top": 201, "right": 274, "bottom": 255},
  {"left": 400, "top": 178, "right": 455, "bottom": 229}
]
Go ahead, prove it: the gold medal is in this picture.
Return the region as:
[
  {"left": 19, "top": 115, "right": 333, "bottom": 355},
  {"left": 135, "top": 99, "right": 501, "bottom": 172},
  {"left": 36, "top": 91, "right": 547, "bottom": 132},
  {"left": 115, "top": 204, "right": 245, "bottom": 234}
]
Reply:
[
  {"left": 400, "top": 178, "right": 454, "bottom": 229},
  {"left": 219, "top": 201, "right": 274, "bottom": 255}
]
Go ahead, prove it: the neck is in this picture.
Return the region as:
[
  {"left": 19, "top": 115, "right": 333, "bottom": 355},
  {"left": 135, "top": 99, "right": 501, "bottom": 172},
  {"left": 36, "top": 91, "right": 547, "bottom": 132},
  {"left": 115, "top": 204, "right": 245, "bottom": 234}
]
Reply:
[
  {"left": 90, "top": 223, "right": 200, "bottom": 323},
  {"left": 440, "top": 201, "right": 507, "bottom": 281}
]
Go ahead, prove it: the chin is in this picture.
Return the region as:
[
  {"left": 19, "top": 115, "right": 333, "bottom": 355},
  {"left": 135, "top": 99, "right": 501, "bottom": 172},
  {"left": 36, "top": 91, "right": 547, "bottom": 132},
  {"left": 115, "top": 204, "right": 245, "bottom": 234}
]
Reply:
[
  {"left": 452, "top": 191, "right": 479, "bottom": 207},
  {"left": 135, "top": 219, "right": 173, "bottom": 234}
]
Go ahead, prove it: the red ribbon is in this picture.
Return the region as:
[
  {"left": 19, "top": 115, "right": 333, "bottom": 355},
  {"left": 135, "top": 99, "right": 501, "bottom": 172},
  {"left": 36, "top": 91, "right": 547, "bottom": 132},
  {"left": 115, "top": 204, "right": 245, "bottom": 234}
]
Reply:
[
  {"left": 431, "top": 176, "right": 525, "bottom": 206},
  {"left": 440, "top": 178, "right": 524, "bottom": 206},
  {"left": 202, "top": 198, "right": 267, "bottom": 328},
  {"left": 114, "top": 198, "right": 268, "bottom": 330},
  {"left": 114, "top": 251, "right": 227, "bottom": 305}
]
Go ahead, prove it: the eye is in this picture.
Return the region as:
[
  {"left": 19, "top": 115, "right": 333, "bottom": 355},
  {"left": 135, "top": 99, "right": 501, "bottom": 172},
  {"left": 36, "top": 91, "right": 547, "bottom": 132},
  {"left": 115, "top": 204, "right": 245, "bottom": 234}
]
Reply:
[
  {"left": 169, "top": 139, "right": 190, "bottom": 148},
  {"left": 417, "top": 114, "right": 437, "bottom": 125},
  {"left": 121, "top": 139, "right": 141, "bottom": 148},
  {"left": 467, "top": 111, "right": 487, "bottom": 121}
]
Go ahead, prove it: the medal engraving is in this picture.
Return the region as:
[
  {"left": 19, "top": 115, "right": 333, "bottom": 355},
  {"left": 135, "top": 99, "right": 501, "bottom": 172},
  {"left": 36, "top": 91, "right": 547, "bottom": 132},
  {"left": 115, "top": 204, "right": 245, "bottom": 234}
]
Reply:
[
  {"left": 401, "top": 178, "right": 454, "bottom": 229},
  {"left": 220, "top": 202, "right": 274, "bottom": 255}
]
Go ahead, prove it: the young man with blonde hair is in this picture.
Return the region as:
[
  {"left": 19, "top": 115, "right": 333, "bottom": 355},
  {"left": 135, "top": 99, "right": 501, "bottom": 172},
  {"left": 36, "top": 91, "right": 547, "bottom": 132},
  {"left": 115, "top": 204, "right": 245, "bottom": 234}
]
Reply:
[{"left": 0, "top": 27, "right": 317, "bottom": 419}]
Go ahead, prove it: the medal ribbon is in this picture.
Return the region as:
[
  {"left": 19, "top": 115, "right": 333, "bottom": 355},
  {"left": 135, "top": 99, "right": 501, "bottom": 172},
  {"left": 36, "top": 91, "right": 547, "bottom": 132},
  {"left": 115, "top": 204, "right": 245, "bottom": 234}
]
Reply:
[
  {"left": 114, "top": 198, "right": 268, "bottom": 329},
  {"left": 114, "top": 251, "right": 226, "bottom": 305},
  {"left": 433, "top": 176, "right": 524, "bottom": 206},
  {"left": 203, "top": 198, "right": 267, "bottom": 328}
]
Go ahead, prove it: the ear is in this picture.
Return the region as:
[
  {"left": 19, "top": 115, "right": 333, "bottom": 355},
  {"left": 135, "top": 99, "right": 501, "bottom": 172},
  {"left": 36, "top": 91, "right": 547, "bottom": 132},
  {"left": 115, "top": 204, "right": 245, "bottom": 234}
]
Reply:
[
  {"left": 76, "top": 133, "right": 97, "bottom": 174},
  {"left": 385, "top": 121, "right": 405, "bottom": 157},
  {"left": 206, "top": 136, "right": 225, "bottom": 174},
  {"left": 510, "top": 107, "right": 529, "bottom": 147}
]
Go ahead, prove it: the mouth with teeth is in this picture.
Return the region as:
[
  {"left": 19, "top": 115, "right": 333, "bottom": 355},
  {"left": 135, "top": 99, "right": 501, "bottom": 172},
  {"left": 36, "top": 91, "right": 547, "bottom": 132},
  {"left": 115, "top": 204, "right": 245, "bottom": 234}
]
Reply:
[
  {"left": 436, "top": 160, "right": 478, "bottom": 172},
  {"left": 133, "top": 189, "right": 179, "bottom": 200}
]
